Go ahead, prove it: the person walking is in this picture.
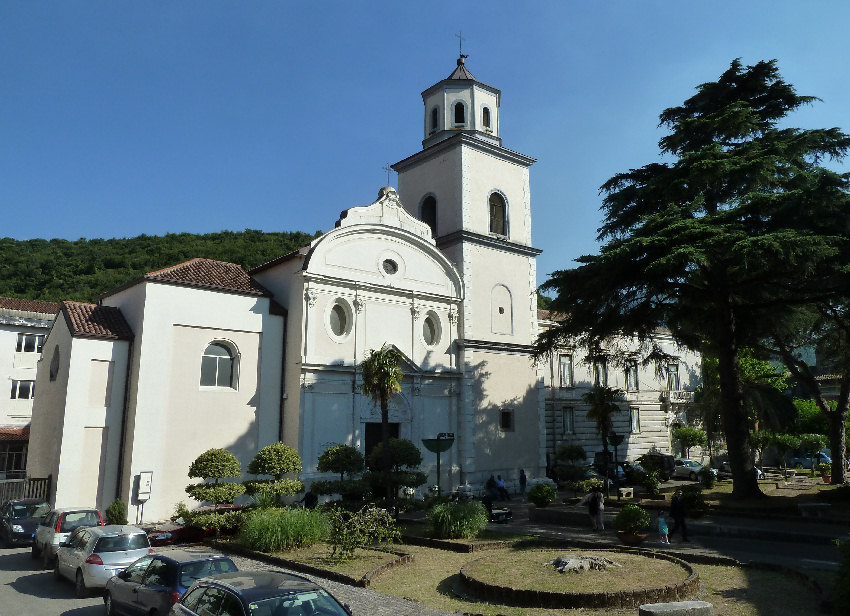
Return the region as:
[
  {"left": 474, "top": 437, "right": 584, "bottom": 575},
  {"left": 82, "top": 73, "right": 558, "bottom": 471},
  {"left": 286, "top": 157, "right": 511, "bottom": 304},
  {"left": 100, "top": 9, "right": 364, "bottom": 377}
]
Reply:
[
  {"left": 657, "top": 509, "right": 670, "bottom": 544},
  {"left": 669, "top": 489, "right": 688, "bottom": 541},
  {"left": 582, "top": 487, "right": 605, "bottom": 531},
  {"left": 519, "top": 469, "right": 527, "bottom": 500}
]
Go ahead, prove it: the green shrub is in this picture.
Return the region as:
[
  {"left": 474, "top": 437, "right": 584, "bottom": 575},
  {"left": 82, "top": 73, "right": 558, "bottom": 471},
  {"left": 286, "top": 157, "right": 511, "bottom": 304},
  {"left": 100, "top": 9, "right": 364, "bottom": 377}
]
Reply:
[
  {"left": 244, "top": 443, "right": 304, "bottom": 499},
  {"left": 818, "top": 462, "right": 832, "bottom": 477},
  {"left": 681, "top": 485, "right": 708, "bottom": 516},
  {"left": 239, "top": 508, "right": 329, "bottom": 552},
  {"left": 186, "top": 448, "right": 246, "bottom": 506},
  {"left": 191, "top": 510, "right": 244, "bottom": 534},
  {"left": 699, "top": 467, "right": 717, "bottom": 488},
  {"left": 614, "top": 504, "right": 651, "bottom": 534},
  {"left": 105, "top": 499, "right": 128, "bottom": 525},
  {"left": 426, "top": 500, "right": 488, "bottom": 539},
  {"left": 326, "top": 505, "right": 400, "bottom": 562},
  {"left": 527, "top": 483, "right": 557, "bottom": 507},
  {"left": 641, "top": 470, "right": 661, "bottom": 497}
]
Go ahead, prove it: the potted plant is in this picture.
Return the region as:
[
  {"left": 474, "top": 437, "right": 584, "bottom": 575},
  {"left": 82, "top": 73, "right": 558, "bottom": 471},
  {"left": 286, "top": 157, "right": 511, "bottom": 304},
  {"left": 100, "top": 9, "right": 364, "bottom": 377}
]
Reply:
[
  {"left": 818, "top": 462, "right": 832, "bottom": 483},
  {"left": 614, "top": 503, "right": 650, "bottom": 545}
]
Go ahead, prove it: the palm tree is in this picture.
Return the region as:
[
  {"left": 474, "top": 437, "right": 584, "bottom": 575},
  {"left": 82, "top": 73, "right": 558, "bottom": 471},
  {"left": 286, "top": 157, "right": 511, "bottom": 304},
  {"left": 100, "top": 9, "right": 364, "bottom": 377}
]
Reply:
[
  {"left": 582, "top": 385, "right": 623, "bottom": 490},
  {"left": 360, "top": 344, "right": 405, "bottom": 505}
]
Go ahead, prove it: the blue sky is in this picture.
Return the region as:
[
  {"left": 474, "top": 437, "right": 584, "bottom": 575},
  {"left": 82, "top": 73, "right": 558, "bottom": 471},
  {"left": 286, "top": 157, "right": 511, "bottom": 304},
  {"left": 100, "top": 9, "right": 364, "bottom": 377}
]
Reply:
[{"left": 3, "top": 2, "right": 849, "bottom": 286}]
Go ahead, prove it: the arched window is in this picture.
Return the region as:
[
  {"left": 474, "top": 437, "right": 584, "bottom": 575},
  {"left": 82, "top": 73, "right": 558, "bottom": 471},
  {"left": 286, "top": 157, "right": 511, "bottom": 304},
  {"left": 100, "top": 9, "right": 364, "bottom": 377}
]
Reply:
[
  {"left": 489, "top": 192, "right": 506, "bottom": 235},
  {"left": 421, "top": 196, "right": 437, "bottom": 236},
  {"left": 200, "top": 342, "right": 236, "bottom": 388},
  {"left": 482, "top": 106, "right": 491, "bottom": 129},
  {"left": 454, "top": 102, "right": 465, "bottom": 125},
  {"left": 430, "top": 107, "right": 439, "bottom": 133}
]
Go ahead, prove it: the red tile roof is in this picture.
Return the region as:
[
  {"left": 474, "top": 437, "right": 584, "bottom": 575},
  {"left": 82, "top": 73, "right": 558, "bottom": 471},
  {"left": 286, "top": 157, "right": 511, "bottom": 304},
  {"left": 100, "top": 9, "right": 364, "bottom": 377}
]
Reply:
[
  {"left": 0, "top": 426, "right": 29, "bottom": 441},
  {"left": 61, "top": 301, "right": 133, "bottom": 340},
  {"left": 144, "top": 258, "right": 267, "bottom": 296},
  {"left": 0, "top": 297, "right": 60, "bottom": 315}
]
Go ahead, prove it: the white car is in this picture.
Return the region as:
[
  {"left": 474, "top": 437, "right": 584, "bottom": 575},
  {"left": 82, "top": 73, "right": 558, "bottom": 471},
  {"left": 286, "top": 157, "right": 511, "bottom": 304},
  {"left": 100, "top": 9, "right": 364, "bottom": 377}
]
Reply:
[
  {"left": 672, "top": 459, "right": 716, "bottom": 481},
  {"left": 33, "top": 507, "right": 104, "bottom": 567},
  {"left": 54, "top": 524, "right": 152, "bottom": 598}
]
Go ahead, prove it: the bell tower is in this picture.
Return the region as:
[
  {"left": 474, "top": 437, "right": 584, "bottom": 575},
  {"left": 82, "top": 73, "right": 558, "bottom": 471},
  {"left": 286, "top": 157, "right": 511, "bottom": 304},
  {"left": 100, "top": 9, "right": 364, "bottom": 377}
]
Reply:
[{"left": 392, "top": 55, "right": 545, "bottom": 485}]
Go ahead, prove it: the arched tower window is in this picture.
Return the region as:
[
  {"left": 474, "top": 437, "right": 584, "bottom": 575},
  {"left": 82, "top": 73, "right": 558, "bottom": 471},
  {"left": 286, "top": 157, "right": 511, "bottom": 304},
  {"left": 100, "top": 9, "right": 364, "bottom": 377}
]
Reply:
[
  {"left": 200, "top": 342, "right": 237, "bottom": 388},
  {"left": 430, "top": 107, "right": 439, "bottom": 133},
  {"left": 489, "top": 192, "right": 506, "bottom": 236},
  {"left": 454, "top": 102, "right": 465, "bottom": 125},
  {"left": 491, "top": 284, "right": 513, "bottom": 335},
  {"left": 421, "top": 196, "right": 437, "bottom": 236},
  {"left": 482, "top": 107, "right": 491, "bottom": 129}
]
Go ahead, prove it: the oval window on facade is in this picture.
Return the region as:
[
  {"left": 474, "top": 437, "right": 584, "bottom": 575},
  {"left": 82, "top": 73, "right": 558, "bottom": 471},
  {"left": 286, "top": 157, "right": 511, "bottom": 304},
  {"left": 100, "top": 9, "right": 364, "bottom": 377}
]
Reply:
[
  {"left": 422, "top": 313, "right": 441, "bottom": 347},
  {"left": 330, "top": 303, "right": 349, "bottom": 337},
  {"left": 382, "top": 259, "right": 398, "bottom": 275}
]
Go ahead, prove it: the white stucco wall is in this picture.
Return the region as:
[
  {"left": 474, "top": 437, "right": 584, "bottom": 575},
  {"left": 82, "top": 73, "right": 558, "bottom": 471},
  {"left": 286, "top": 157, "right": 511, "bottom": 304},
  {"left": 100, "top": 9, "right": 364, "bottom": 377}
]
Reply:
[
  {"left": 0, "top": 321, "right": 51, "bottom": 429},
  {"left": 104, "top": 282, "right": 284, "bottom": 523}
]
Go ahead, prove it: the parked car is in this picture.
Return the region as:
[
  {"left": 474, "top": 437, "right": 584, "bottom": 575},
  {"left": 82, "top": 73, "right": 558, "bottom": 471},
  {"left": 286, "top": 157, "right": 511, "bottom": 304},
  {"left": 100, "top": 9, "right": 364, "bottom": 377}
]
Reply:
[
  {"left": 104, "top": 551, "right": 237, "bottom": 616},
  {"left": 54, "top": 524, "right": 152, "bottom": 598},
  {"left": 790, "top": 451, "right": 831, "bottom": 469},
  {"left": 637, "top": 452, "right": 676, "bottom": 481},
  {"left": 148, "top": 518, "right": 210, "bottom": 547},
  {"left": 33, "top": 506, "right": 104, "bottom": 567},
  {"left": 719, "top": 462, "right": 766, "bottom": 480},
  {"left": 0, "top": 498, "right": 50, "bottom": 546},
  {"left": 672, "top": 459, "right": 716, "bottom": 481},
  {"left": 170, "top": 570, "right": 353, "bottom": 616}
]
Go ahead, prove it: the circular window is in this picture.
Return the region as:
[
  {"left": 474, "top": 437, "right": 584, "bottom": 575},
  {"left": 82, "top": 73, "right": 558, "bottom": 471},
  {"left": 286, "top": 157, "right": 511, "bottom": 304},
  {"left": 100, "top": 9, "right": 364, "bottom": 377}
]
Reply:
[
  {"left": 330, "top": 303, "right": 349, "bottom": 337},
  {"left": 382, "top": 259, "right": 399, "bottom": 275},
  {"left": 422, "top": 313, "right": 441, "bottom": 347}
]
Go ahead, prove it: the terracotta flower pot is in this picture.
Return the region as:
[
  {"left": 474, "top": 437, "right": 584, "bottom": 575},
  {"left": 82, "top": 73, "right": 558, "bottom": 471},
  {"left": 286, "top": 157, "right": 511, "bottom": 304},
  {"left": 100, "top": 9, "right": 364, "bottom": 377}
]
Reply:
[
  {"left": 616, "top": 531, "right": 648, "bottom": 546},
  {"left": 823, "top": 476, "right": 832, "bottom": 483}
]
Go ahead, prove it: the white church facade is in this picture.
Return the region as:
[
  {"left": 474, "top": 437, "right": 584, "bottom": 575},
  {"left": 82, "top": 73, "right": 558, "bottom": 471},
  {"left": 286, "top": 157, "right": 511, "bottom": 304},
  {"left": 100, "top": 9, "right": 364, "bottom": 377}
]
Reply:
[{"left": 26, "top": 57, "right": 700, "bottom": 522}]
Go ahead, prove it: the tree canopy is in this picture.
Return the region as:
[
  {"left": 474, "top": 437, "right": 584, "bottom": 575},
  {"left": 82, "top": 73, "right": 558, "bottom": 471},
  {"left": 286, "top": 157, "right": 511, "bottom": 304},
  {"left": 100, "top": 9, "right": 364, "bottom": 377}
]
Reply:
[
  {"left": 0, "top": 229, "right": 320, "bottom": 303},
  {"left": 537, "top": 59, "right": 850, "bottom": 498}
]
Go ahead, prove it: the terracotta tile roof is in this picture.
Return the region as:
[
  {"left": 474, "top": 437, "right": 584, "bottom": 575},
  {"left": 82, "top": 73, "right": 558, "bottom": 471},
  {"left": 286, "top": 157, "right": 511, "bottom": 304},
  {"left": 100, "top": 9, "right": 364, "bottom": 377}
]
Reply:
[
  {"left": 0, "top": 297, "right": 60, "bottom": 315},
  {"left": 0, "top": 426, "right": 29, "bottom": 441},
  {"left": 61, "top": 301, "right": 133, "bottom": 341},
  {"left": 144, "top": 258, "right": 267, "bottom": 296}
]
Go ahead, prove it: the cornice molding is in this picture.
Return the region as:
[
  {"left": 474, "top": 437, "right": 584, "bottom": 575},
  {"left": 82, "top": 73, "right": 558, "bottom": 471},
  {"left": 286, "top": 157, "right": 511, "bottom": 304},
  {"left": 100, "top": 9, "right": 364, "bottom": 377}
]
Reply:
[
  {"left": 392, "top": 133, "right": 536, "bottom": 172},
  {"left": 437, "top": 230, "right": 542, "bottom": 257}
]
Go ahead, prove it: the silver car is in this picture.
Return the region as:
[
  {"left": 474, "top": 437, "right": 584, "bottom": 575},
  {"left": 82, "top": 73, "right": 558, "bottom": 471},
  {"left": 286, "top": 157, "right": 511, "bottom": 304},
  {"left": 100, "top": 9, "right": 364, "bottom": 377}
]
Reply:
[{"left": 54, "top": 524, "right": 152, "bottom": 597}]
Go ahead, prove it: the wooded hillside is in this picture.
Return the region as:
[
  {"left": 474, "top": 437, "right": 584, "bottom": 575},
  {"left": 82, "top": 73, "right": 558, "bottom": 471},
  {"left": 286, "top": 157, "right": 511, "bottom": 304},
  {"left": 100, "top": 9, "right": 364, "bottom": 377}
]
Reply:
[{"left": 0, "top": 229, "right": 321, "bottom": 303}]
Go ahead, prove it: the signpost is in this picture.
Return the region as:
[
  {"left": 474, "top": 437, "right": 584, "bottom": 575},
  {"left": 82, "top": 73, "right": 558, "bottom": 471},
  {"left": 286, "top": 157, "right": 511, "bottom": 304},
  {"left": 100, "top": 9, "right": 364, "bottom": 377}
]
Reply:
[
  {"left": 608, "top": 431, "right": 624, "bottom": 498},
  {"left": 421, "top": 432, "right": 455, "bottom": 497}
]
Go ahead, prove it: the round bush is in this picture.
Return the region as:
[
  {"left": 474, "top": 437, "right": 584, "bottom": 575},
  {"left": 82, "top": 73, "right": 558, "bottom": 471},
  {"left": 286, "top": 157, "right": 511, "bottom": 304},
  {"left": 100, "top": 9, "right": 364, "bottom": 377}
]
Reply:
[
  {"left": 247, "top": 442, "right": 302, "bottom": 477},
  {"left": 240, "top": 508, "right": 329, "bottom": 552},
  {"left": 614, "top": 503, "right": 651, "bottom": 534},
  {"left": 426, "top": 500, "right": 488, "bottom": 539},
  {"left": 528, "top": 483, "right": 557, "bottom": 507}
]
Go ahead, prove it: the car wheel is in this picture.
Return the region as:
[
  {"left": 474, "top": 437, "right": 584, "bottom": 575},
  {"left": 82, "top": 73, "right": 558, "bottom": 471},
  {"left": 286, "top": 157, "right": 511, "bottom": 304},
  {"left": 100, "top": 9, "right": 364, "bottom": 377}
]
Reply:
[
  {"left": 75, "top": 570, "right": 88, "bottom": 598},
  {"left": 149, "top": 609, "right": 159, "bottom": 616},
  {"left": 31, "top": 542, "right": 40, "bottom": 559},
  {"left": 105, "top": 592, "right": 116, "bottom": 616},
  {"left": 689, "top": 471, "right": 697, "bottom": 481}
]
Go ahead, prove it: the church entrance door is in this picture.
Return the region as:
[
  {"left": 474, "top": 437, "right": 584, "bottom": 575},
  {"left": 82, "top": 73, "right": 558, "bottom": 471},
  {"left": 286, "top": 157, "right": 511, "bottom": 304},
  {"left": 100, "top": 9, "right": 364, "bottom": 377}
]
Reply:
[{"left": 364, "top": 422, "right": 399, "bottom": 460}]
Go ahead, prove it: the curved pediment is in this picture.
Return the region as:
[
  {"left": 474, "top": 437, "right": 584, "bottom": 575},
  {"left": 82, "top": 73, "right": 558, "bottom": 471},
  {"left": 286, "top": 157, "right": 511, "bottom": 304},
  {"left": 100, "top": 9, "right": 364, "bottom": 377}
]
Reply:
[{"left": 303, "top": 188, "right": 462, "bottom": 299}]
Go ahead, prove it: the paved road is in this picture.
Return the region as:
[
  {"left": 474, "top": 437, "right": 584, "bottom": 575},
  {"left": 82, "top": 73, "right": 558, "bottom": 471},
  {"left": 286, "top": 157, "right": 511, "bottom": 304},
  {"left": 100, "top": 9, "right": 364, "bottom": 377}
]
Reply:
[{"left": 0, "top": 545, "right": 453, "bottom": 616}]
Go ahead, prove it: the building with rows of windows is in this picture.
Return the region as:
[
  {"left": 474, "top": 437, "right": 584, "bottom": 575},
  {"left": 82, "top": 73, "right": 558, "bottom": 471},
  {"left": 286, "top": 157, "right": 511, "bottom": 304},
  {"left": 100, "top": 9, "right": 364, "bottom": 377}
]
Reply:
[
  {"left": 26, "top": 56, "right": 700, "bottom": 522},
  {"left": 0, "top": 297, "right": 59, "bottom": 478}
]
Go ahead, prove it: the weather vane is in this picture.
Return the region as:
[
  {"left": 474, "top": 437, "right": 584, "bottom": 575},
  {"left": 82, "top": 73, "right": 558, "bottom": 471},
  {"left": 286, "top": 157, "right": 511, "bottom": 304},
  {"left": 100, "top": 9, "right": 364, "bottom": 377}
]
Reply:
[
  {"left": 382, "top": 163, "right": 392, "bottom": 186},
  {"left": 456, "top": 31, "right": 468, "bottom": 59}
]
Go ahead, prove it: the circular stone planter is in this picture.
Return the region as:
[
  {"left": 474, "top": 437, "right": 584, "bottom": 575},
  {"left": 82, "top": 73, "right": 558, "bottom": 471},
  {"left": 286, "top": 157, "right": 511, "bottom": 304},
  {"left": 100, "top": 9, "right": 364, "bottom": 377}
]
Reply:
[
  {"left": 460, "top": 548, "right": 699, "bottom": 610},
  {"left": 617, "top": 531, "right": 647, "bottom": 546}
]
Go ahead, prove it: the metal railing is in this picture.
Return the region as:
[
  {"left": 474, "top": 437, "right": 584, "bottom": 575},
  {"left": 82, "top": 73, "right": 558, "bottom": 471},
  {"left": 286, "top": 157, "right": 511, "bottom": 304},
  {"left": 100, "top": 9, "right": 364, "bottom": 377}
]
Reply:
[{"left": 0, "top": 475, "right": 51, "bottom": 503}]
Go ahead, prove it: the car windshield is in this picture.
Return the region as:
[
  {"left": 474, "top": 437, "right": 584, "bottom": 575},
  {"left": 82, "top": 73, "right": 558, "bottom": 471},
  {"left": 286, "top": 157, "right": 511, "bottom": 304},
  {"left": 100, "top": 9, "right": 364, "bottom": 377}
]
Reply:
[
  {"left": 11, "top": 503, "right": 49, "bottom": 519},
  {"left": 178, "top": 559, "right": 238, "bottom": 588},
  {"left": 247, "top": 590, "right": 349, "bottom": 616},
  {"left": 95, "top": 533, "right": 150, "bottom": 552}
]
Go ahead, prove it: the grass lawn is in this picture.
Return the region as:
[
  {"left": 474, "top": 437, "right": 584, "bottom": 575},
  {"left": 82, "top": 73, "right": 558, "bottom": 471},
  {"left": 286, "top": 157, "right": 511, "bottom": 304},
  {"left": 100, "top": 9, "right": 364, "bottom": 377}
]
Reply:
[{"left": 364, "top": 543, "right": 823, "bottom": 616}]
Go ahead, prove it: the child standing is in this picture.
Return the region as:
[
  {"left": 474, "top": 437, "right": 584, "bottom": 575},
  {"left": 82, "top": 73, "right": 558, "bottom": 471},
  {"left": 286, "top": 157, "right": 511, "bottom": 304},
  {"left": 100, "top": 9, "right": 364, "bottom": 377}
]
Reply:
[{"left": 657, "top": 509, "right": 670, "bottom": 544}]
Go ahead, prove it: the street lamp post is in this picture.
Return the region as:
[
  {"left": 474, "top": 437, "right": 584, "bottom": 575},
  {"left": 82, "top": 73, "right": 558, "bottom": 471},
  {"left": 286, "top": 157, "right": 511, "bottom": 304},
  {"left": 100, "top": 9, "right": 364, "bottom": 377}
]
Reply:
[
  {"left": 421, "top": 432, "right": 455, "bottom": 497},
  {"left": 608, "top": 431, "right": 624, "bottom": 499}
]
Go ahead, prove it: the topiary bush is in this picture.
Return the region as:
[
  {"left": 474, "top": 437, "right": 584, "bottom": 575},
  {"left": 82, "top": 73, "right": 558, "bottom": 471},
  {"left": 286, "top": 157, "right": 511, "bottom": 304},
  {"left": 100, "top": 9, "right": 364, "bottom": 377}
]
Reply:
[
  {"left": 527, "top": 483, "right": 557, "bottom": 507},
  {"left": 681, "top": 484, "right": 708, "bottom": 517},
  {"left": 186, "top": 448, "right": 246, "bottom": 506},
  {"left": 641, "top": 469, "right": 661, "bottom": 497},
  {"left": 614, "top": 503, "right": 651, "bottom": 534},
  {"left": 699, "top": 467, "right": 717, "bottom": 488},
  {"left": 244, "top": 442, "right": 304, "bottom": 500},
  {"left": 426, "top": 500, "right": 488, "bottom": 539},
  {"left": 105, "top": 498, "right": 128, "bottom": 525},
  {"left": 239, "top": 507, "right": 329, "bottom": 552}
]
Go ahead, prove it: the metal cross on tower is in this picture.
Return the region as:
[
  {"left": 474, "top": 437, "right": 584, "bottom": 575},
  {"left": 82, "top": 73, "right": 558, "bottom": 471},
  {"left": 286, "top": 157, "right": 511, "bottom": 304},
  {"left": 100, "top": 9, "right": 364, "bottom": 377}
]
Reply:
[
  {"left": 382, "top": 164, "right": 392, "bottom": 186},
  {"left": 456, "top": 31, "right": 468, "bottom": 58}
]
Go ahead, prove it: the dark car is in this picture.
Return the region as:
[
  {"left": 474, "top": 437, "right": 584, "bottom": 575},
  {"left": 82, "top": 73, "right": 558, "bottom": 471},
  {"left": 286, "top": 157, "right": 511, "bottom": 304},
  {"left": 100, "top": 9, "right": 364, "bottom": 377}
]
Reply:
[
  {"left": 169, "top": 570, "right": 353, "bottom": 616},
  {"left": 637, "top": 452, "right": 676, "bottom": 481},
  {"left": 0, "top": 498, "right": 50, "bottom": 546},
  {"left": 104, "top": 551, "right": 237, "bottom": 615}
]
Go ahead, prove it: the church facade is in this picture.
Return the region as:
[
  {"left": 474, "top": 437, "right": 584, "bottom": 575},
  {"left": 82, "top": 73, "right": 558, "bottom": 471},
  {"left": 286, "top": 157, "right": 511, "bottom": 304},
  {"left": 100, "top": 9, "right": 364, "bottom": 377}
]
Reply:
[{"left": 26, "top": 57, "right": 699, "bottom": 522}]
